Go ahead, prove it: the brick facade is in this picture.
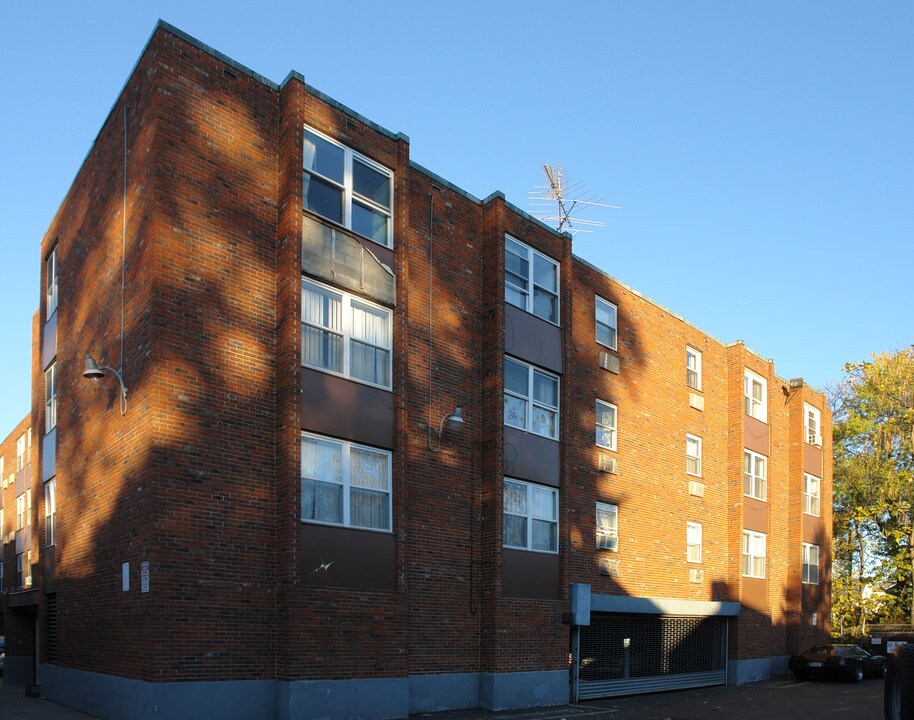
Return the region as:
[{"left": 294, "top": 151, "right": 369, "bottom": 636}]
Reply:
[{"left": 1, "top": 20, "right": 832, "bottom": 720}]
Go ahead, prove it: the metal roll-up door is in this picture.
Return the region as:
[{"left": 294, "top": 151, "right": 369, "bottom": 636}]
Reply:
[{"left": 573, "top": 613, "right": 728, "bottom": 699}]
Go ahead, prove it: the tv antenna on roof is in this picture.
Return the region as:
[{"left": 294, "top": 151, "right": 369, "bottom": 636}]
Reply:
[{"left": 528, "top": 164, "right": 618, "bottom": 235}]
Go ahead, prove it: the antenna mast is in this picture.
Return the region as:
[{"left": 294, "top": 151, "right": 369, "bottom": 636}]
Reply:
[{"left": 529, "top": 164, "right": 617, "bottom": 235}]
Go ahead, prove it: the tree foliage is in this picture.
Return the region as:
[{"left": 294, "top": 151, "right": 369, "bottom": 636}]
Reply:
[{"left": 830, "top": 347, "right": 914, "bottom": 633}]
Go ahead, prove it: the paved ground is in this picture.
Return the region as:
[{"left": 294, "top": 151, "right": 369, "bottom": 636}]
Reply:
[{"left": 0, "top": 676, "right": 884, "bottom": 720}]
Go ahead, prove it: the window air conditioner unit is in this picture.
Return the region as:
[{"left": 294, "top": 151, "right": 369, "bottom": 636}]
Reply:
[
  {"left": 689, "top": 568, "right": 704, "bottom": 583},
  {"left": 689, "top": 393, "right": 705, "bottom": 411},
  {"left": 599, "top": 351, "right": 620, "bottom": 374},
  {"left": 599, "top": 455, "right": 618, "bottom": 474},
  {"left": 688, "top": 480, "right": 705, "bottom": 497},
  {"left": 597, "top": 534, "right": 618, "bottom": 551}
]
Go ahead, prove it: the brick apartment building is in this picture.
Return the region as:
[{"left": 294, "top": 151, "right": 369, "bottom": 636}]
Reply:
[{"left": 0, "top": 20, "right": 832, "bottom": 720}]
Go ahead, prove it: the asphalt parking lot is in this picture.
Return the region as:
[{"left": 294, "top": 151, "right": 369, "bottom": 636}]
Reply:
[{"left": 412, "top": 676, "right": 883, "bottom": 720}]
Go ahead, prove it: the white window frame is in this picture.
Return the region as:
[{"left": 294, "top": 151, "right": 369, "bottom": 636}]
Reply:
[
  {"left": 503, "top": 478, "right": 559, "bottom": 554},
  {"left": 595, "top": 296, "right": 618, "bottom": 350},
  {"left": 686, "top": 434, "right": 702, "bottom": 477},
  {"left": 744, "top": 369, "right": 767, "bottom": 422},
  {"left": 504, "top": 235, "right": 560, "bottom": 324},
  {"left": 45, "top": 363, "right": 57, "bottom": 433},
  {"left": 46, "top": 478, "right": 57, "bottom": 546},
  {"left": 302, "top": 126, "right": 393, "bottom": 248},
  {"left": 686, "top": 347, "right": 702, "bottom": 391},
  {"left": 687, "top": 522, "right": 702, "bottom": 563},
  {"left": 743, "top": 449, "right": 767, "bottom": 501},
  {"left": 300, "top": 432, "right": 392, "bottom": 532},
  {"left": 802, "top": 543, "right": 819, "bottom": 585},
  {"left": 46, "top": 245, "right": 59, "bottom": 318},
  {"left": 504, "top": 357, "right": 559, "bottom": 440},
  {"left": 804, "top": 473, "right": 821, "bottom": 516},
  {"left": 742, "top": 530, "right": 766, "bottom": 578},
  {"left": 16, "top": 493, "right": 25, "bottom": 531},
  {"left": 596, "top": 502, "right": 618, "bottom": 551},
  {"left": 16, "top": 434, "right": 25, "bottom": 471},
  {"left": 301, "top": 278, "right": 392, "bottom": 389},
  {"left": 595, "top": 400, "right": 617, "bottom": 451},
  {"left": 805, "top": 403, "right": 822, "bottom": 446}
]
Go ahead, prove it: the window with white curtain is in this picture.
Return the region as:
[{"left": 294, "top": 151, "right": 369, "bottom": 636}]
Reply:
[
  {"left": 804, "top": 473, "right": 821, "bottom": 516},
  {"left": 802, "top": 543, "right": 819, "bottom": 584},
  {"left": 45, "top": 478, "right": 56, "bottom": 546},
  {"left": 744, "top": 369, "right": 767, "bottom": 422},
  {"left": 504, "top": 357, "right": 559, "bottom": 439},
  {"left": 743, "top": 449, "right": 767, "bottom": 501},
  {"left": 742, "top": 530, "right": 766, "bottom": 578},
  {"left": 46, "top": 245, "right": 59, "bottom": 318},
  {"left": 303, "top": 127, "right": 393, "bottom": 247},
  {"left": 686, "top": 347, "right": 701, "bottom": 390},
  {"left": 686, "top": 434, "right": 702, "bottom": 477},
  {"left": 504, "top": 236, "right": 559, "bottom": 324},
  {"left": 596, "top": 502, "right": 618, "bottom": 551},
  {"left": 805, "top": 404, "right": 822, "bottom": 446},
  {"left": 595, "top": 400, "right": 617, "bottom": 450},
  {"left": 687, "top": 522, "right": 702, "bottom": 563},
  {"left": 45, "top": 363, "right": 57, "bottom": 433},
  {"left": 503, "top": 478, "right": 558, "bottom": 553},
  {"left": 301, "top": 278, "right": 391, "bottom": 388},
  {"left": 595, "top": 296, "right": 617, "bottom": 350},
  {"left": 301, "top": 433, "right": 391, "bottom": 531}
]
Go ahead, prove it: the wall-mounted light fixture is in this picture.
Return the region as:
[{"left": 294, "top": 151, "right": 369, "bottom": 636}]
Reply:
[
  {"left": 83, "top": 353, "right": 128, "bottom": 415},
  {"left": 427, "top": 406, "right": 464, "bottom": 452}
]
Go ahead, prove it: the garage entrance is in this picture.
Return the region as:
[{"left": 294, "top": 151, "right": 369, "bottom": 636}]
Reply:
[{"left": 572, "top": 613, "right": 729, "bottom": 700}]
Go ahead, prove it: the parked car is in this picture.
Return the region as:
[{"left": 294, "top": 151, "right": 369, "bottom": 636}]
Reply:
[
  {"left": 790, "top": 643, "right": 887, "bottom": 682},
  {"left": 884, "top": 643, "right": 913, "bottom": 720}
]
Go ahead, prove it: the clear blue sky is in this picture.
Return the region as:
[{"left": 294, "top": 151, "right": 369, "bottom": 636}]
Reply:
[{"left": 2, "top": 2, "right": 912, "bottom": 434}]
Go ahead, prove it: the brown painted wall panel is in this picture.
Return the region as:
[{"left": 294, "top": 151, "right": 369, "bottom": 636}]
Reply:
[
  {"left": 504, "top": 303, "right": 563, "bottom": 374},
  {"left": 301, "top": 367, "right": 394, "bottom": 449},
  {"left": 803, "top": 514, "right": 824, "bottom": 545},
  {"left": 502, "top": 548, "right": 561, "bottom": 600},
  {"left": 803, "top": 443, "right": 823, "bottom": 476},
  {"left": 743, "top": 497, "right": 769, "bottom": 534},
  {"left": 504, "top": 425, "right": 560, "bottom": 487},
  {"left": 743, "top": 415, "right": 770, "bottom": 456},
  {"left": 742, "top": 576, "right": 768, "bottom": 612},
  {"left": 300, "top": 523, "right": 396, "bottom": 591}
]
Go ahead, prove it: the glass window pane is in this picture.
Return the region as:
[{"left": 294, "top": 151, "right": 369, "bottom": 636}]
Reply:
[
  {"left": 302, "top": 326, "right": 343, "bottom": 372},
  {"left": 504, "top": 360, "right": 528, "bottom": 396},
  {"left": 596, "top": 300, "right": 616, "bottom": 330},
  {"left": 302, "top": 283, "right": 341, "bottom": 330},
  {"left": 303, "top": 174, "right": 343, "bottom": 224},
  {"left": 351, "top": 342, "right": 389, "bottom": 386},
  {"left": 352, "top": 200, "right": 389, "bottom": 245},
  {"left": 351, "top": 302, "right": 389, "bottom": 347},
  {"left": 302, "top": 478, "right": 343, "bottom": 523},
  {"left": 301, "top": 437, "right": 342, "bottom": 484},
  {"left": 533, "top": 372, "right": 557, "bottom": 406},
  {"left": 303, "top": 130, "right": 344, "bottom": 184},
  {"left": 596, "top": 506, "right": 617, "bottom": 533},
  {"left": 530, "top": 485, "right": 556, "bottom": 520},
  {"left": 533, "top": 254, "right": 557, "bottom": 292},
  {"left": 503, "top": 480, "right": 527, "bottom": 515},
  {"left": 597, "top": 323, "right": 616, "bottom": 349},
  {"left": 596, "top": 402, "right": 615, "bottom": 428},
  {"left": 505, "top": 248, "right": 529, "bottom": 287},
  {"left": 504, "top": 514, "right": 526, "bottom": 548},
  {"left": 532, "top": 287, "right": 557, "bottom": 322},
  {"left": 505, "top": 284, "right": 526, "bottom": 309},
  {"left": 531, "top": 406, "right": 557, "bottom": 438},
  {"left": 353, "top": 159, "right": 391, "bottom": 209},
  {"left": 350, "top": 448, "right": 389, "bottom": 490},
  {"left": 504, "top": 395, "right": 527, "bottom": 429},
  {"left": 351, "top": 488, "right": 389, "bottom": 530},
  {"left": 531, "top": 519, "right": 557, "bottom": 552}
]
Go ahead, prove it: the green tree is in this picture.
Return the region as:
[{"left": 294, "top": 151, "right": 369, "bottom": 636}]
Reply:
[{"left": 831, "top": 347, "right": 914, "bottom": 633}]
